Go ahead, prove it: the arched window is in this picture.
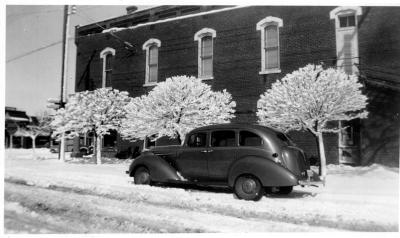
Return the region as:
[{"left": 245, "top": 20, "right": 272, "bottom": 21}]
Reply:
[
  {"left": 330, "top": 7, "right": 362, "bottom": 75},
  {"left": 100, "top": 47, "right": 116, "bottom": 88},
  {"left": 194, "top": 28, "right": 216, "bottom": 80},
  {"left": 142, "top": 39, "right": 161, "bottom": 86},
  {"left": 256, "top": 16, "right": 283, "bottom": 74}
]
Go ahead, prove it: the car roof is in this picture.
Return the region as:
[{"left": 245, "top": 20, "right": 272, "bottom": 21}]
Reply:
[{"left": 189, "top": 123, "right": 282, "bottom": 135}]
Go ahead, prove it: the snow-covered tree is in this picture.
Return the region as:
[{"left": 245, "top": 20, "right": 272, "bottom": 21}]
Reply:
[
  {"left": 51, "top": 88, "right": 130, "bottom": 164},
  {"left": 25, "top": 112, "right": 52, "bottom": 150},
  {"left": 121, "top": 76, "right": 236, "bottom": 144},
  {"left": 257, "top": 64, "right": 368, "bottom": 183}
]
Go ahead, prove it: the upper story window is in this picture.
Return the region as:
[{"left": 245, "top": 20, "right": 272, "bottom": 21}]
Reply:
[
  {"left": 330, "top": 7, "right": 362, "bottom": 75},
  {"left": 256, "top": 16, "right": 283, "bottom": 75},
  {"left": 339, "top": 15, "right": 356, "bottom": 28},
  {"left": 142, "top": 38, "right": 161, "bottom": 86},
  {"left": 194, "top": 28, "right": 216, "bottom": 80},
  {"left": 100, "top": 47, "right": 116, "bottom": 88}
]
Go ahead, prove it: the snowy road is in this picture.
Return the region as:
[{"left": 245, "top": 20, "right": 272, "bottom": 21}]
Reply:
[{"left": 4, "top": 149, "right": 399, "bottom": 233}]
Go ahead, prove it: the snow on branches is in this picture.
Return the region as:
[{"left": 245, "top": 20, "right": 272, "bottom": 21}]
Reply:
[
  {"left": 50, "top": 88, "right": 130, "bottom": 163},
  {"left": 120, "top": 76, "right": 236, "bottom": 144},
  {"left": 257, "top": 64, "right": 368, "bottom": 135},
  {"left": 25, "top": 112, "right": 52, "bottom": 149},
  {"left": 257, "top": 64, "right": 368, "bottom": 183},
  {"left": 51, "top": 88, "right": 130, "bottom": 138}
]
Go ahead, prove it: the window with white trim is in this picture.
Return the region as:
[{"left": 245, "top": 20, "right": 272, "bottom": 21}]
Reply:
[
  {"left": 142, "top": 38, "right": 161, "bottom": 85},
  {"left": 330, "top": 7, "right": 363, "bottom": 165},
  {"left": 194, "top": 28, "right": 216, "bottom": 79},
  {"left": 330, "top": 7, "right": 362, "bottom": 75},
  {"left": 100, "top": 47, "right": 116, "bottom": 88},
  {"left": 256, "top": 16, "right": 283, "bottom": 74}
]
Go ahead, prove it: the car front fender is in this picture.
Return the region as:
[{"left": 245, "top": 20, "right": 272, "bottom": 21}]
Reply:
[
  {"left": 228, "top": 156, "right": 298, "bottom": 187},
  {"left": 128, "top": 153, "right": 181, "bottom": 183}
]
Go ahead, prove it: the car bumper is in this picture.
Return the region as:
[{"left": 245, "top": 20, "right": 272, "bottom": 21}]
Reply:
[{"left": 298, "top": 169, "right": 323, "bottom": 187}]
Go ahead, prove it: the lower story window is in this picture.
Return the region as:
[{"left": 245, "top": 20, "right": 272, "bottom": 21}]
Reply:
[{"left": 103, "top": 130, "right": 117, "bottom": 147}]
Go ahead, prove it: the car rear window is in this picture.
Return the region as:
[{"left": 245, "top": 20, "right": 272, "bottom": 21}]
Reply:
[
  {"left": 276, "top": 132, "right": 294, "bottom": 146},
  {"left": 239, "top": 131, "right": 263, "bottom": 146}
]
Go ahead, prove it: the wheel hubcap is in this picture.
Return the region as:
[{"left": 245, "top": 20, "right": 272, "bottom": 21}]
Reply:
[
  {"left": 138, "top": 172, "right": 149, "bottom": 183},
  {"left": 242, "top": 179, "right": 257, "bottom": 194}
]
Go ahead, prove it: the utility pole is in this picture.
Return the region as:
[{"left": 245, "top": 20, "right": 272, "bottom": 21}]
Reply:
[{"left": 58, "top": 5, "right": 75, "bottom": 162}]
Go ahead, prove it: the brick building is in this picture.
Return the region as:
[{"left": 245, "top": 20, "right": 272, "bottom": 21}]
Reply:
[{"left": 74, "top": 6, "right": 400, "bottom": 166}]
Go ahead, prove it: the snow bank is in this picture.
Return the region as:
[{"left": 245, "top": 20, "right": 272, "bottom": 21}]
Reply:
[
  {"left": 6, "top": 148, "right": 60, "bottom": 160},
  {"left": 5, "top": 148, "right": 130, "bottom": 164},
  {"left": 4, "top": 149, "right": 399, "bottom": 232}
]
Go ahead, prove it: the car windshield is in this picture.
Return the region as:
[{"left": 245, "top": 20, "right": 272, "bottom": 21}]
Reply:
[{"left": 276, "top": 132, "right": 295, "bottom": 146}]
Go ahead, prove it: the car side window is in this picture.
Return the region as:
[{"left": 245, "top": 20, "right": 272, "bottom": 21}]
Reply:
[
  {"left": 187, "top": 132, "right": 207, "bottom": 147},
  {"left": 239, "top": 130, "right": 263, "bottom": 146},
  {"left": 211, "top": 130, "right": 236, "bottom": 147}
]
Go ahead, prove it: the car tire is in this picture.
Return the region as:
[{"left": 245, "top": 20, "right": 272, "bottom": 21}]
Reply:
[
  {"left": 134, "top": 167, "right": 151, "bottom": 185},
  {"left": 234, "top": 175, "right": 264, "bottom": 201},
  {"left": 276, "top": 186, "right": 293, "bottom": 194}
]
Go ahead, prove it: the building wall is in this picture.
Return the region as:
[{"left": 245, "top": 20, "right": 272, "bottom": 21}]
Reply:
[
  {"left": 75, "top": 6, "right": 399, "bottom": 165},
  {"left": 357, "top": 7, "right": 400, "bottom": 166}
]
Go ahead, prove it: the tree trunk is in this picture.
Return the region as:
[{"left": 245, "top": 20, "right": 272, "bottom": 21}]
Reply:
[
  {"left": 177, "top": 134, "right": 182, "bottom": 145},
  {"left": 31, "top": 136, "right": 36, "bottom": 149},
  {"left": 143, "top": 138, "right": 147, "bottom": 151},
  {"left": 96, "top": 135, "right": 102, "bottom": 165},
  {"left": 317, "top": 132, "right": 327, "bottom": 185},
  {"left": 21, "top": 136, "right": 24, "bottom": 148},
  {"left": 10, "top": 134, "right": 13, "bottom": 148},
  {"left": 31, "top": 135, "right": 37, "bottom": 156},
  {"left": 60, "top": 133, "right": 65, "bottom": 162},
  {"left": 31, "top": 135, "right": 37, "bottom": 157}
]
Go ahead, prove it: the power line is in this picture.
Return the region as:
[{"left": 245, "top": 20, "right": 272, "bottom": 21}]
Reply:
[
  {"left": 6, "top": 7, "right": 106, "bottom": 64},
  {"left": 76, "top": 11, "right": 134, "bottom": 49},
  {"left": 6, "top": 40, "right": 63, "bottom": 63}
]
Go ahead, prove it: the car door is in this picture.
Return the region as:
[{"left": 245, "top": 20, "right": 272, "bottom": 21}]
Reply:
[
  {"left": 207, "top": 130, "right": 238, "bottom": 181},
  {"left": 176, "top": 131, "right": 209, "bottom": 180}
]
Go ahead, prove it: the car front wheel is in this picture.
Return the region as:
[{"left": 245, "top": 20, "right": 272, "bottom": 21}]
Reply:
[
  {"left": 134, "top": 167, "right": 151, "bottom": 185},
  {"left": 234, "top": 175, "right": 264, "bottom": 201}
]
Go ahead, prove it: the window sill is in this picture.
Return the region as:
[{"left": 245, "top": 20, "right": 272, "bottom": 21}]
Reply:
[
  {"left": 143, "top": 82, "right": 157, "bottom": 87},
  {"left": 337, "top": 26, "right": 356, "bottom": 31},
  {"left": 259, "top": 69, "right": 281, "bottom": 75},
  {"left": 199, "top": 76, "right": 214, "bottom": 81}
]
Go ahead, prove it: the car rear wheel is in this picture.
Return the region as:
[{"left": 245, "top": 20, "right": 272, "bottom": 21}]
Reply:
[
  {"left": 134, "top": 167, "right": 151, "bottom": 185},
  {"left": 234, "top": 175, "right": 264, "bottom": 201}
]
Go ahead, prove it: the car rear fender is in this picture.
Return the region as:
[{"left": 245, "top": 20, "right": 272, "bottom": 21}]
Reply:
[
  {"left": 129, "top": 153, "right": 181, "bottom": 182},
  {"left": 228, "top": 156, "right": 298, "bottom": 187}
]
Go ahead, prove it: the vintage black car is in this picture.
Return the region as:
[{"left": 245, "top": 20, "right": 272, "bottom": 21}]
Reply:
[{"left": 126, "top": 124, "right": 318, "bottom": 201}]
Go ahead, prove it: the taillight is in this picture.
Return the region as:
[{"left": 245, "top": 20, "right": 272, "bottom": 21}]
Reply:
[{"left": 272, "top": 153, "right": 284, "bottom": 166}]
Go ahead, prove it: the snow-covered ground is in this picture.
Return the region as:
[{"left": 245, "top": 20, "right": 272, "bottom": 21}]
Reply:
[{"left": 4, "top": 148, "right": 399, "bottom": 233}]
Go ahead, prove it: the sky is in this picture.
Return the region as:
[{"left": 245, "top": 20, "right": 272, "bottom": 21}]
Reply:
[{"left": 6, "top": 4, "right": 152, "bottom": 116}]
